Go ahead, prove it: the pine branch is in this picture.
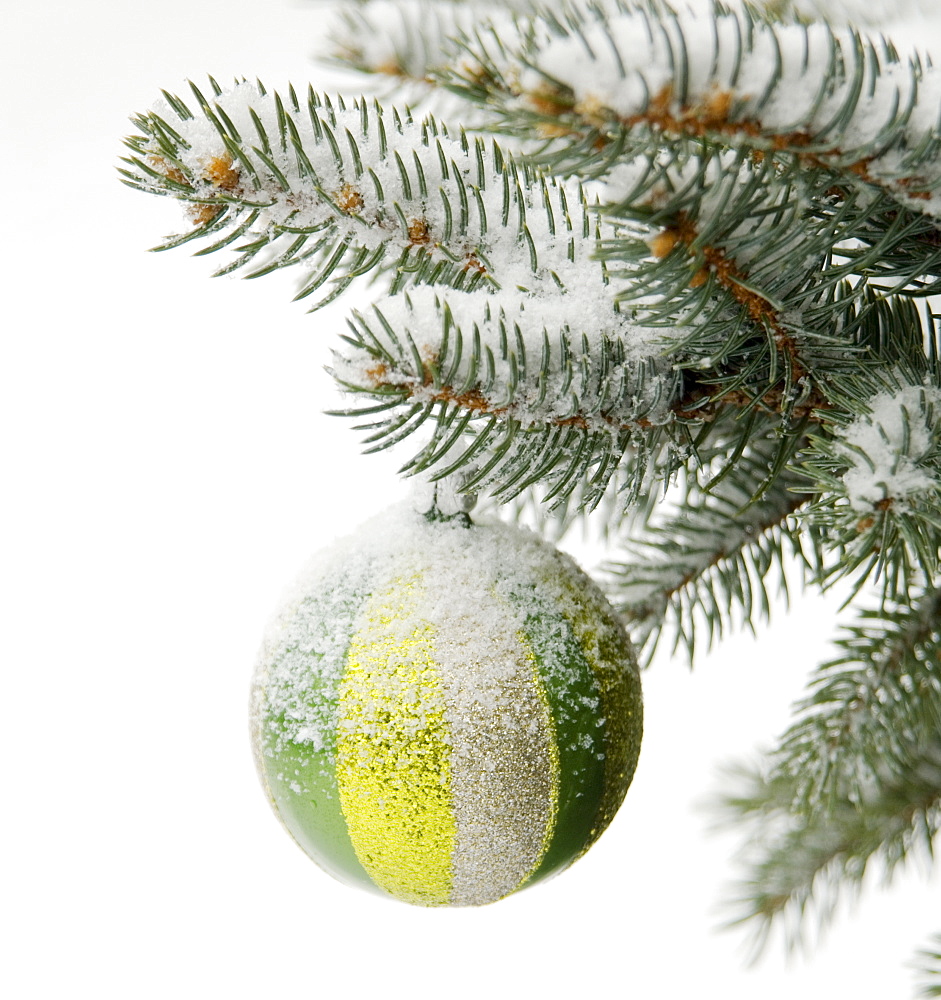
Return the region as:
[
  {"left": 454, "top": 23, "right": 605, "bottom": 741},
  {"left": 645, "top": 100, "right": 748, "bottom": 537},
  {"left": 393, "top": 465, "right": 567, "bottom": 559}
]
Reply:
[
  {"left": 606, "top": 418, "right": 817, "bottom": 662},
  {"left": 328, "top": 284, "right": 682, "bottom": 505},
  {"left": 713, "top": 586, "right": 941, "bottom": 954},
  {"left": 440, "top": 0, "right": 941, "bottom": 222},
  {"left": 325, "top": 0, "right": 538, "bottom": 85},
  {"left": 325, "top": 269, "right": 891, "bottom": 511},
  {"left": 608, "top": 152, "right": 941, "bottom": 298},
  {"left": 594, "top": 154, "right": 845, "bottom": 400},
  {"left": 795, "top": 356, "right": 941, "bottom": 600},
  {"left": 773, "top": 587, "right": 941, "bottom": 809},
  {"left": 435, "top": 0, "right": 941, "bottom": 329},
  {"left": 119, "top": 80, "right": 608, "bottom": 307},
  {"left": 479, "top": 457, "right": 660, "bottom": 543},
  {"left": 717, "top": 741, "right": 941, "bottom": 957},
  {"left": 914, "top": 933, "right": 941, "bottom": 998}
]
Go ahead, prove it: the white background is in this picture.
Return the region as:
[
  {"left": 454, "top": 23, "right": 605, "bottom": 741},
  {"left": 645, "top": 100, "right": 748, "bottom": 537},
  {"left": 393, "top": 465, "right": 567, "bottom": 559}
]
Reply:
[{"left": 4, "top": 1, "right": 940, "bottom": 997}]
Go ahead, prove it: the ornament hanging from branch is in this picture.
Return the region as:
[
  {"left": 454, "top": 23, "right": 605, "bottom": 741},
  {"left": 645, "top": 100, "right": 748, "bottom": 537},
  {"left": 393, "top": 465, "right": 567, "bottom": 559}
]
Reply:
[{"left": 251, "top": 498, "right": 643, "bottom": 906}]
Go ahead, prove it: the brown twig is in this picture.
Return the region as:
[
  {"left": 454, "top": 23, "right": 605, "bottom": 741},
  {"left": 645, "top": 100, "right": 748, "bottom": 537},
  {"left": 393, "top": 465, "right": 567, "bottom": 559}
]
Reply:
[
  {"left": 527, "top": 81, "right": 935, "bottom": 202},
  {"left": 358, "top": 353, "right": 826, "bottom": 434},
  {"left": 650, "top": 211, "right": 817, "bottom": 395}
]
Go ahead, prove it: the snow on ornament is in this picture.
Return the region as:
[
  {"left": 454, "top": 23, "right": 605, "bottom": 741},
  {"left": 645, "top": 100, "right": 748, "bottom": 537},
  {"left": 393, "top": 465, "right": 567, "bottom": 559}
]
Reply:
[{"left": 250, "top": 502, "right": 642, "bottom": 906}]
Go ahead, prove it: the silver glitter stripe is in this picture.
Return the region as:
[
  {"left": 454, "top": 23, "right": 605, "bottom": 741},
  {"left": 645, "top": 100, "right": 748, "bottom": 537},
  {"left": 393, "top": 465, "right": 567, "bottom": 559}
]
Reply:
[{"left": 417, "top": 567, "right": 556, "bottom": 906}]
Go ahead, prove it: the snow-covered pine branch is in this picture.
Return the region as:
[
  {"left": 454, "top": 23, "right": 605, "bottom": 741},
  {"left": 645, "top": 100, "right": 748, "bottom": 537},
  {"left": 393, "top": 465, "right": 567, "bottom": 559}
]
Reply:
[
  {"left": 119, "top": 80, "right": 617, "bottom": 306},
  {"left": 325, "top": 0, "right": 538, "bottom": 85},
  {"left": 798, "top": 367, "right": 941, "bottom": 598},
  {"left": 426, "top": 0, "right": 941, "bottom": 322},
  {"left": 312, "top": 2, "right": 941, "bottom": 429},
  {"left": 329, "top": 284, "right": 681, "bottom": 504},
  {"left": 441, "top": 0, "right": 941, "bottom": 221}
]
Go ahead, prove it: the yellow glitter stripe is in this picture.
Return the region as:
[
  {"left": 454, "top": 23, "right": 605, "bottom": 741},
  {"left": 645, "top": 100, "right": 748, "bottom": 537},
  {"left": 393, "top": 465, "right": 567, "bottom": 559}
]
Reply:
[{"left": 336, "top": 578, "right": 456, "bottom": 906}]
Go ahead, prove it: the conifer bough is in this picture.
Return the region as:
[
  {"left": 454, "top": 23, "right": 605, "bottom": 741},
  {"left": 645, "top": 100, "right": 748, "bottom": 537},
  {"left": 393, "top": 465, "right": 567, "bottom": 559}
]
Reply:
[{"left": 121, "top": 0, "right": 941, "bottom": 989}]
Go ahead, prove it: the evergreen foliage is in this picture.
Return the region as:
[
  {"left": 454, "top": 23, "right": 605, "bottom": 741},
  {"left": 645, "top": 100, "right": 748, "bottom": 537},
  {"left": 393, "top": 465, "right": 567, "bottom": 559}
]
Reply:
[
  {"left": 916, "top": 933, "right": 941, "bottom": 997},
  {"left": 120, "top": 0, "right": 941, "bottom": 989}
]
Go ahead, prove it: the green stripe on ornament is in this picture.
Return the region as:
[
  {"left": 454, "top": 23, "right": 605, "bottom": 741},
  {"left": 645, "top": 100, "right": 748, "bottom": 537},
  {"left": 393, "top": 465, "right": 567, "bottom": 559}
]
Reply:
[
  {"left": 261, "top": 729, "right": 374, "bottom": 889},
  {"left": 257, "top": 584, "right": 376, "bottom": 893},
  {"left": 515, "top": 603, "right": 608, "bottom": 885},
  {"left": 551, "top": 566, "right": 643, "bottom": 852}
]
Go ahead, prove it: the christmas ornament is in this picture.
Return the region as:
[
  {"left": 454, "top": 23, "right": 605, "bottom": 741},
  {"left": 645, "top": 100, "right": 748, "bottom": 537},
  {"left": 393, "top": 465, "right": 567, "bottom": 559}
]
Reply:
[{"left": 250, "top": 502, "right": 642, "bottom": 906}]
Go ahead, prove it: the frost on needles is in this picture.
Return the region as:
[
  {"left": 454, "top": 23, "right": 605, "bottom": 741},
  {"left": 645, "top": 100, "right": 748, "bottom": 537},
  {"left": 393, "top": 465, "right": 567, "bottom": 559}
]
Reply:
[{"left": 120, "top": 0, "right": 941, "bottom": 990}]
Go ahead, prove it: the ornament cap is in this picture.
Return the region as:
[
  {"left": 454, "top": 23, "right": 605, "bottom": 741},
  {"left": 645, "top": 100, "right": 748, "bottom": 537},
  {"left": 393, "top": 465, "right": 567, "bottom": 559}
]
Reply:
[{"left": 409, "top": 472, "right": 478, "bottom": 522}]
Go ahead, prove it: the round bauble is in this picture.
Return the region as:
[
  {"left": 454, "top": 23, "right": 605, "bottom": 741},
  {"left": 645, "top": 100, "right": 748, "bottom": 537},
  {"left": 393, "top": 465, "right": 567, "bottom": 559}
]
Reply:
[{"left": 251, "top": 504, "right": 642, "bottom": 906}]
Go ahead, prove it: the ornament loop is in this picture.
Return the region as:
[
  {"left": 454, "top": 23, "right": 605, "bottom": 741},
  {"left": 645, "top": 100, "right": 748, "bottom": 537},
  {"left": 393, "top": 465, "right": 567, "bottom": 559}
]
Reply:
[{"left": 411, "top": 472, "right": 478, "bottom": 524}]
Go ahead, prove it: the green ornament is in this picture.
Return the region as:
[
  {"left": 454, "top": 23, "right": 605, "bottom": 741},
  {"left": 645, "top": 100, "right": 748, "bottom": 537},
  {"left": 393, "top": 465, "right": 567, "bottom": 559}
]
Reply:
[{"left": 251, "top": 504, "right": 642, "bottom": 906}]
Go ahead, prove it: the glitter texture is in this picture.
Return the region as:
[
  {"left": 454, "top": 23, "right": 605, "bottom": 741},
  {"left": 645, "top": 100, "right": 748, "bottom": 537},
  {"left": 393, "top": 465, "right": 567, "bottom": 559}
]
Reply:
[
  {"left": 338, "top": 579, "right": 456, "bottom": 906},
  {"left": 420, "top": 566, "right": 559, "bottom": 905}
]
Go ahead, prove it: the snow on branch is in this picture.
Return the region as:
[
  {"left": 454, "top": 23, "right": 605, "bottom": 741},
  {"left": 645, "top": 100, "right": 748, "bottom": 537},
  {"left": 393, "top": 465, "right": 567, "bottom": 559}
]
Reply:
[
  {"left": 799, "top": 370, "right": 941, "bottom": 596},
  {"left": 329, "top": 284, "right": 681, "bottom": 504},
  {"left": 444, "top": 0, "right": 941, "bottom": 221},
  {"left": 325, "top": 0, "right": 537, "bottom": 83},
  {"left": 119, "top": 79, "right": 610, "bottom": 305},
  {"left": 838, "top": 383, "right": 941, "bottom": 513}
]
